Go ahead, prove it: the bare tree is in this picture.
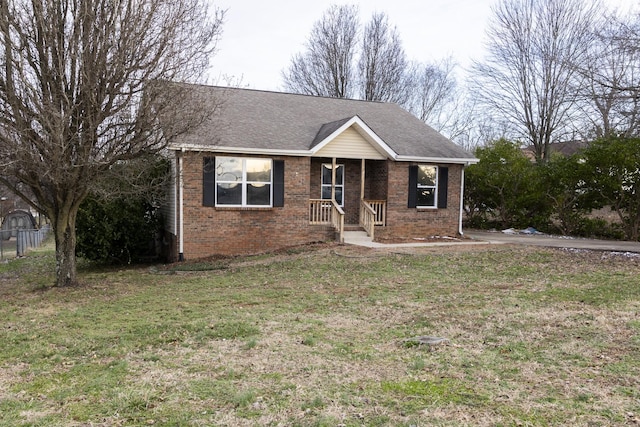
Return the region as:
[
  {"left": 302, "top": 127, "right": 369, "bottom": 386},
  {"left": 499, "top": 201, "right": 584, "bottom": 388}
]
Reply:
[
  {"left": 282, "top": 4, "right": 359, "bottom": 98},
  {"left": 470, "top": 0, "right": 601, "bottom": 163},
  {"left": 359, "top": 12, "right": 410, "bottom": 104},
  {"left": 576, "top": 11, "right": 640, "bottom": 139},
  {"left": 0, "top": 0, "right": 224, "bottom": 286},
  {"left": 405, "top": 58, "right": 484, "bottom": 149},
  {"left": 283, "top": 5, "right": 418, "bottom": 105},
  {"left": 409, "top": 58, "right": 457, "bottom": 125},
  {"left": 282, "top": 5, "right": 475, "bottom": 150}
]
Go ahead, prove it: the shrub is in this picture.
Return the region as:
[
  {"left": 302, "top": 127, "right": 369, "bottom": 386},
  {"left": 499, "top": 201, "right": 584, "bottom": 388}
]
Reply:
[
  {"left": 76, "top": 196, "right": 163, "bottom": 264},
  {"left": 76, "top": 155, "right": 170, "bottom": 264},
  {"left": 572, "top": 217, "right": 625, "bottom": 240},
  {"left": 581, "top": 136, "right": 640, "bottom": 241},
  {"left": 465, "top": 139, "right": 551, "bottom": 230}
]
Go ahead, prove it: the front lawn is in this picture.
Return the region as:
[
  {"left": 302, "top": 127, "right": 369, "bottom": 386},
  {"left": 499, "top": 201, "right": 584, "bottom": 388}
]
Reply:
[{"left": 1, "top": 243, "right": 639, "bottom": 426}]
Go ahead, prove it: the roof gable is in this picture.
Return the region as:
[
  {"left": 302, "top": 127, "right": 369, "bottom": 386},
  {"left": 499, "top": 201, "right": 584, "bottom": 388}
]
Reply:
[{"left": 311, "top": 116, "right": 395, "bottom": 160}]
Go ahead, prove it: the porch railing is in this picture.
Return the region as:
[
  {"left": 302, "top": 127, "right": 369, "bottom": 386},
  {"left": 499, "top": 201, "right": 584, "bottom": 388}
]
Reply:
[
  {"left": 365, "top": 200, "right": 387, "bottom": 226},
  {"left": 309, "top": 199, "right": 344, "bottom": 242},
  {"left": 360, "top": 200, "right": 377, "bottom": 240}
]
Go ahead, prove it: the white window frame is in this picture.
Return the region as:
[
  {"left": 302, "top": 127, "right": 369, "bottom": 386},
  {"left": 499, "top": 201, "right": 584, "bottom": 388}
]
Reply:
[
  {"left": 416, "top": 165, "right": 438, "bottom": 209},
  {"left": 215, "top": 157, "right": 273, "bottom": 207},
  {"left": 321, "top": 163, "right": 345, "bottom": 207}
]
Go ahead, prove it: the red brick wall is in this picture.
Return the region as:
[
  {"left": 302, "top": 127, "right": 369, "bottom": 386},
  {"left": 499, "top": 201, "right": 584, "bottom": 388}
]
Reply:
[
  {"left": 365, "top": 160, "right": 388, "bottom": 200},
  {"left": 309, "top": 158, "right": 324, "bottom": 199},
  {"left": 171, "top": 152, "right": 463, "bottom": 259},
  {"left": 178, "top": 152, "right": 334, "bottom": 259},
  {"left": 374, "top": 161, "right": 462, "bottom": 242},
  {"left": 343, "top": 159, "right": 361, "bottom": 224}
]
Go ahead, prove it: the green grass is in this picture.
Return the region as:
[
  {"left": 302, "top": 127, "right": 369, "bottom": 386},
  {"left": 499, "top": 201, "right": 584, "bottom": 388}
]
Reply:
[{"left": 1, "top": 243, "right": 639, "bottom": 426}]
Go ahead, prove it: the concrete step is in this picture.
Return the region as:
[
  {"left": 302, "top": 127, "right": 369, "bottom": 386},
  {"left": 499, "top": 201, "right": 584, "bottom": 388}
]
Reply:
[
  {"left": 344, "top": 224, "right": 364, "bottom": 232},
  {"left": 343, "top": 230, "right": 372, "bottom": 245}
]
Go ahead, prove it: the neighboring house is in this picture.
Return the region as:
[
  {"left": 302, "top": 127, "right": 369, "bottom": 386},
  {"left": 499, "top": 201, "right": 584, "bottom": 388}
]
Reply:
[
  {"left": 0, "top": 184, "right": 37, "bottom": 234},
  {"left": 522, "top": 141, "right": 589, "bottom": 161},
  {"left": 162, "top": 85, "right": 477, "bottom": 261}
]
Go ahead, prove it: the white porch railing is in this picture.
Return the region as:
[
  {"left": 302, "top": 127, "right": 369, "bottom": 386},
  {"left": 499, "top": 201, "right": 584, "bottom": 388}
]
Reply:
[
  {"left": 360, "top": 200, "right": 377, "bottom": 240},
  {"left": 365, "top": 200, "right": 386, "bottom": 226},
  {"left": 359, "top": 199, "right": 386, "bottom": 239},
  {"left": 309, "top": 199, "right": 345, "bottom": 242}
]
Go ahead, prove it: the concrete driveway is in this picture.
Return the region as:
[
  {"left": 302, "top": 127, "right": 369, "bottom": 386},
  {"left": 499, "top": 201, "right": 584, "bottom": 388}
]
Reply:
[{"left": 464, "top": 230, "right": 640, "bottom": 253}]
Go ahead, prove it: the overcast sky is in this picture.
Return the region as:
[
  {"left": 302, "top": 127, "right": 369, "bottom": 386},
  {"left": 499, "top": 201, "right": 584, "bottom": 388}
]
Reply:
[{"left": 209, "top": 0, "right": 638, "bottom": 92}]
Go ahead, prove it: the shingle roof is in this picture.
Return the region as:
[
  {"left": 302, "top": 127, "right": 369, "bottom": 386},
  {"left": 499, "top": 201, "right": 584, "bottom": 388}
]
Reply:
[
  {"left": 312, "top": 117, "right": 353, "bottom": 147},
  {"left": 523, "top": 141, "right": 589, "bottom": 158},
  {"left": 172, "top": 84, "right": 476, "bottom": 163}
]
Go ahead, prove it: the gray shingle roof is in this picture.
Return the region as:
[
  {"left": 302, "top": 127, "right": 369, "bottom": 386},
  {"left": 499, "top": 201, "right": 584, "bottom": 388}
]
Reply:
[
  {"left": 312, "top": 117, "right": 353, "bottom": 147},
  {"left": 173, "top": 85, "right": 476, "bottom": 163}
]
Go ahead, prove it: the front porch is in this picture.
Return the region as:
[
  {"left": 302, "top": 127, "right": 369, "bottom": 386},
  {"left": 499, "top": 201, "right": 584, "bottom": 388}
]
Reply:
[
  {"left": 308, "top": 157, "right": 388, "bottom": 242},
  {"left": 309, "top": 198, "right": 386, "bottom": 242}
]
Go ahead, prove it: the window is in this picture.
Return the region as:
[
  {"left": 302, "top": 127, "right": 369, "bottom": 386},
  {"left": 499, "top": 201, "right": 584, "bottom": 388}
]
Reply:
[
  {"left": 321, "top": 163, "right": 344, "bottom": 206},
  {"left": 408, "top": 165, "right": 448, "bottom": 209},
  {"left": 203, "top": 157, "right": 284, "bottom": 208},
  {"left": 416, "top": 165, "right": 438, "bottom": 208},
  {"left": 216, "top": 157, "right": 272, "bottom": 207}
]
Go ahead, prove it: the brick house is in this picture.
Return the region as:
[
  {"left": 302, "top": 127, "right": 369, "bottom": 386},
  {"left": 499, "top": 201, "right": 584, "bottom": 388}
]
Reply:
[{"left": 163, "top": 85, "right": 477, "bottom": 261}]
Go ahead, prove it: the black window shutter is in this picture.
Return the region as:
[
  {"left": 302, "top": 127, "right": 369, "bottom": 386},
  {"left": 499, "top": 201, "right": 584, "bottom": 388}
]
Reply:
[
  {"left": 203, "top": 157, "right": 216, "bottom": 207},
  {"left": 273, "top": 160, "right": 285, "bottom": 207},
  {"left": 438, "top": 166, "right": 448, "bottom": 209},
  {"left": 408, "top": 165, "right": 418, "bottom": 208}
]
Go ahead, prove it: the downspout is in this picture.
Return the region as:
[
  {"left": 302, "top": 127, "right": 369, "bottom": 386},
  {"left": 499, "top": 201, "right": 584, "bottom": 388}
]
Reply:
[
  {"left": 458, "top": 165, "right": 466, "bottom": 236},
  {"left": 178, "top": 148, "right": 185, "bottom": 261}
]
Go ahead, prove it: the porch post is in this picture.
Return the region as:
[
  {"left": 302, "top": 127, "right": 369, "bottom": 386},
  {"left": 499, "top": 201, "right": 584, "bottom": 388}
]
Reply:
[
  {"left": 331, "top": 157, "right": 337, "bottom": 203},
  {"left": 360, "top": 159, "right": 365, "bottom": 200}
]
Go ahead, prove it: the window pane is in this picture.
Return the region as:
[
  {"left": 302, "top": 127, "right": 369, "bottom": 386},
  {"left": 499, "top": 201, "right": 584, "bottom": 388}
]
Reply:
[
  {"left": 216, "top": 157, "right": 242, "bottom": 182},
  {"left": 416, "top": 188, "right": 436, "bottom": 207},
  {"left": 217, "top": 183, "right": 242, "bottom": 205},
  {"left": 417, "top": 165, "right": 437, "bottom": 186},
  {"left": 321, "top": 186, "right": 343, "bottom": 205},
  {"left": 247, "top": 183, "right": 271, "bottom": 205},
  {"left": 335, "top": 165, "right": 344, "bottom": 185},
  {"left": 321, "top": 185, "right": 332, "bottom": 200},
  {"left": 246, "top": 159, "right": 272, "bottom": 182},
  {"left": 322, "top": 164, "right": 332, "bottom": 184},
  {"left": 322, "top": 164, "right": 344, "bottom": 184},
  {"left": 335, "top": 187, "right": 343, "bottom": 205}
]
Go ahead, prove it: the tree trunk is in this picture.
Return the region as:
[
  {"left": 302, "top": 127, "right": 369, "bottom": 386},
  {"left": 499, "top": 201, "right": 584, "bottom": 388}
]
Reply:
[{"left": 53, "top": 208, "right": 78, "bottom": 287}]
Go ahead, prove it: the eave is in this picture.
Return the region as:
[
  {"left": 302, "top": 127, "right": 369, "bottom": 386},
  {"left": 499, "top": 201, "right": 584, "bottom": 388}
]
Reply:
[
  {"left": 167, "top": 144, "right": 479, "bottom": 165},
  {"left": 167, "top": 143, "right": 311, "bottom": 157},
  {"left": 394, "top": 155, "right": 479, "bottom": 165}
]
